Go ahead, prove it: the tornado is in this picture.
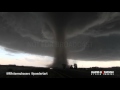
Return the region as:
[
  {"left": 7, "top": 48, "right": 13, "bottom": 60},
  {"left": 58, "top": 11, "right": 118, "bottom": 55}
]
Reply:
[
  {"left": 46, "top": 12, "right": 72, "bottom": 68},
  {"left": 52, "top": 27, "right": 67, "bottom": 68}
]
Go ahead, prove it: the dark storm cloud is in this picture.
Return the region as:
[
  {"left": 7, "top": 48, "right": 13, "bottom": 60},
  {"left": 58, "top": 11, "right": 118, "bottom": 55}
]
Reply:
[
  {"left": 68, "top": 34, "right": 120, "bottom": 61},
  {"left": 84, "top": 12, "right": 120, "bottom": 37},
  {"left": 65, "top": 12, "right": 120, "bottom": 38},
  {"left": 0, "top": 12, "right": 120, "bottom": 62}
]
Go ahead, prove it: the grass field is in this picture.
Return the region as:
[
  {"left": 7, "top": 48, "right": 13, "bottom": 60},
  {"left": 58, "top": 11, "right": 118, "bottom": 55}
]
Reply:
[{"left": 0, "top": 65, "right": 119, "bottom": 78}]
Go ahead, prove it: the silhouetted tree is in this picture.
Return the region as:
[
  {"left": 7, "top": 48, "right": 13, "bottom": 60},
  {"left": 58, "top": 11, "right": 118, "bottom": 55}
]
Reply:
[
  {"left": 70, "top": 65, "right": 73, "bottom": 69},
  {"left": 74, "top": 63, "right": 77, "bottom": 69}
]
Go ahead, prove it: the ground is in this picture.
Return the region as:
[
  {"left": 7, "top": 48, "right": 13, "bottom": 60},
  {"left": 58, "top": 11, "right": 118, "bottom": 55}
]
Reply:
[{"left": 0, "top": 65, "right": 119, "bottom": 78}]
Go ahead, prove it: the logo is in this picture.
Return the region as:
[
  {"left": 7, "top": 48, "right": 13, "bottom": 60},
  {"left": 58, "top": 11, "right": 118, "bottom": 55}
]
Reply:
[{"left": 91, "top": 71, "right": 114, "bottom": 75}]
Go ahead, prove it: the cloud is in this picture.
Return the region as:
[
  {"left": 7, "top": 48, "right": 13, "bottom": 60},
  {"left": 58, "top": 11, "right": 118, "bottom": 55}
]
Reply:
[
  {"left": 0, "top": 12, "right": 120, "bottom": 62},
  {"left": 65, "top": 12, "right": 120, "bottom": 38},
  {"left": 6, "top": 53, "right": 14, "bottom": 56}
]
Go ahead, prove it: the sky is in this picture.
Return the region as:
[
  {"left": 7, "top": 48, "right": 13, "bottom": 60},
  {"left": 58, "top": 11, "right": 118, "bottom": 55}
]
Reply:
[{"left": 0, "top": 12, "right": 120, "bottom": 68}]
